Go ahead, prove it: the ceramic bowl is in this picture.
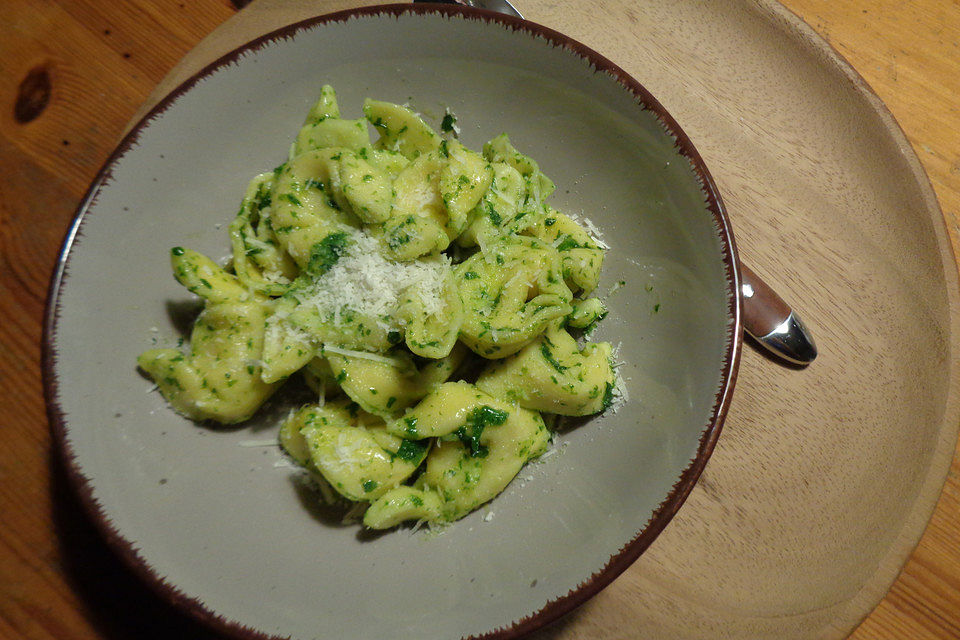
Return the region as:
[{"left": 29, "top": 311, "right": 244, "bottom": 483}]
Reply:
[{"left": 44, "top": 5, "right": 740, "bottom": 639}]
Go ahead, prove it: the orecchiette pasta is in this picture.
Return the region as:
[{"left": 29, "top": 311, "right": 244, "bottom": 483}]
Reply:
[
  {"left": 139, "top": 86, "right": 623, "bottom": 529},
  {"left": 455, "top": 236, "right": 573, "bottom": 358},
  {"left": 138, "top": 248, "right": 281, "bottom": 423},
  {"left": 476, "top": 324, "right": 616, "bottom": 416}
]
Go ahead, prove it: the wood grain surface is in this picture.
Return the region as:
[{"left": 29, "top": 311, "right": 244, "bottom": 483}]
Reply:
[{"left": 2, "top": 1, "right": 959, "bottom": 639}]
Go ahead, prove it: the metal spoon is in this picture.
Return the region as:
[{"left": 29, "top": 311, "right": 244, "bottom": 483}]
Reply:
[
  {"left": 740, "top": 264, "right": 817, "bottom": 365},
  {"left": 458, "top": 0, "right": 523, "bottom": 17},
  {"left": 414, "top": 0, "right": 816, "bottom": 366}
]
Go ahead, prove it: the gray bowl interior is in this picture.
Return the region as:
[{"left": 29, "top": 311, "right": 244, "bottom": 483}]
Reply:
[{"left": 49, "top": 10, "right": 735, "bottom": 640}]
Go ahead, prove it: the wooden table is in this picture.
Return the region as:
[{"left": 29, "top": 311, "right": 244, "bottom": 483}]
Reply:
[{"left": 2, "top": 1, "right": 958, "bottom": 638}]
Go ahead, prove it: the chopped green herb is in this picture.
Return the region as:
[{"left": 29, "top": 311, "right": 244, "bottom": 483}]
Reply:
[
  {"left": 453, "top": 405, "right": 508, "bottom": 458},
  {"left": 280, "top": 193, "right": 302, "bottom": 207},
  {"left": 441, "top": 111, "right": 457, "bottom": 134},
  {"left": 601, "top": 381, "right": 616, "bottom": 411},
  {"left": 306, "top": 231, "right": 350, "bottom": 277},
  {"left": 403, "top": 416, "right": 418, "bottom": 436},
  {"left": 540, "top": 343, "right": 568, "bottom": 373},
  {"left": 486, "top": 201, "right": 502, "bottom": 226},
  {"left": 395, "top": 439, "right": 427, "bottom": 462}
]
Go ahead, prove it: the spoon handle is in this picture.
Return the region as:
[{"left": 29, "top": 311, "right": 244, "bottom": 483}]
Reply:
[
  {"left": 416, "top": 0, "right": 524, "bottom": 19},
  {"left": 740, "top": 264, "right": 818, "bottom": 365}
]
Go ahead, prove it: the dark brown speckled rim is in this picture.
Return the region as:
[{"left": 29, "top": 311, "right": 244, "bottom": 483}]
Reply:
[{"left": 41, "top": 4, "right": 742, "bottom": 639}]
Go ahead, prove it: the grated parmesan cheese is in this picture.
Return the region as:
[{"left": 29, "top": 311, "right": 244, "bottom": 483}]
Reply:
[
  {"left": 238, "top": 439, "right": 279, "bottom": 448},
  {"left": 331, "top": 430, "right": 366, "bottom": 475},
  {"left": 316, "top": 375, "right": 326, "bottom": 408},
  {"left": 608, "top": 342, "right": 630, "bottom": 413},
  {"left": 321, "top": 345, "right": 408, "bottom": 368},
  {"left": 607, "top": 280, "right": 624, "bottom": 296},
  {"left": 566, "top": 211, "right": 610, "bottom": 250},
  {"left": 579, "top": 216, "right": 610, "bottom": 250},
  {"left": 289, "top": 230, "right": 450, "bottom": 335}
]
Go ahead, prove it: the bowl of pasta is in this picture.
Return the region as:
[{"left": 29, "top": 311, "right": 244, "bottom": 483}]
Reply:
[{"left": 44, "top": 4, "right": 740, "bottom": 639}]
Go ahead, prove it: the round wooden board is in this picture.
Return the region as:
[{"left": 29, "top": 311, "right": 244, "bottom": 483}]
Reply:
[{"left": 128, "top": 1, "right": 960, "bottom": 638}]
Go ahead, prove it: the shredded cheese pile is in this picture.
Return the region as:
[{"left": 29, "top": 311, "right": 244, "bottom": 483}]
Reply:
[{"left": 291, "top": 230, "right": 450, "bottom": 333}]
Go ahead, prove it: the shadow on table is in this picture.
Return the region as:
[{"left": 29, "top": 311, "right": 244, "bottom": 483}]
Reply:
[{"left": 49, "top": 451, "right": 220, "bottom": 640}]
